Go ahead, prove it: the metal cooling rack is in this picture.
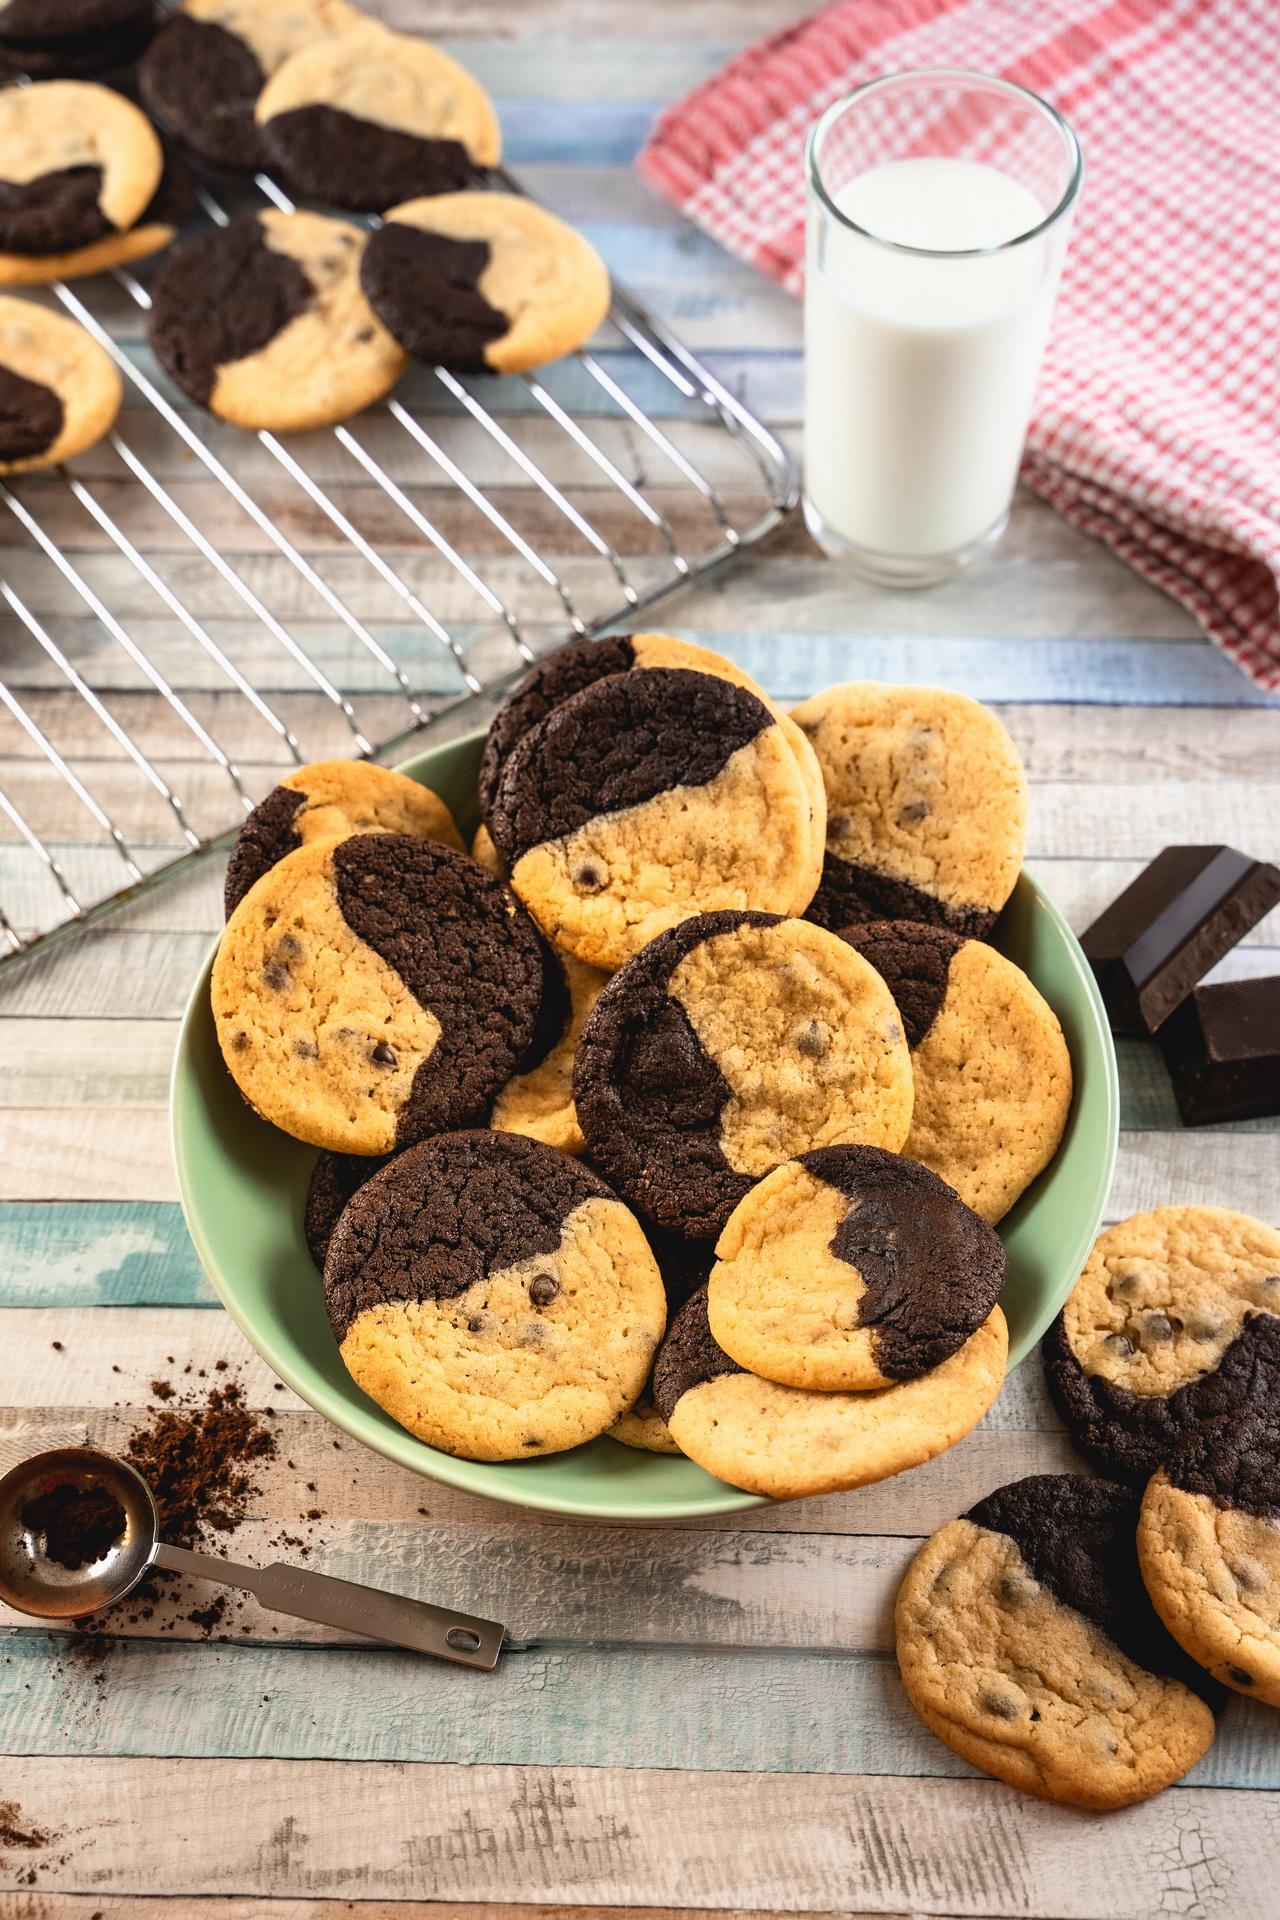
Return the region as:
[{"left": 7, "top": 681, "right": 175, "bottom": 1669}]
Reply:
[{"left": 0, "top": 164, "right": 797, "bottom": 969}]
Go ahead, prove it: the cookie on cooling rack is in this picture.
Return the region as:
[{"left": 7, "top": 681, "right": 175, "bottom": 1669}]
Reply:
[
  {"left": 140, "top": 0, "right": 358, "bottom": 174},
  {"left": 0, "top": 137, "right": 194, "bottom": 288},
  {"left": 0, "top": 1, "right": 157, "bottom": 80},
  {"left": 0, "top": 81, "right": 162, "bottom": 261},
  {"left": 0, "top": 297, "right": 122, "bottom": 474},
  {"left": 359, "top": 191, "right": 610, "bottom": 375},
  {"left": 255, "top": 20, "right": 500, "bottom": 213},
  {"left": 224, "top": 760, "right": 464, "bottom": 917},
  {"left": 147, "top": 209, "right": 406, "bottom": 431}
]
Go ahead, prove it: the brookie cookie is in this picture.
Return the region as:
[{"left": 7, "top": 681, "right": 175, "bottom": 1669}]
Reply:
[
  {"left": 148, "top": 209, "right": 406, "bottom": 431},
  {"left": 489, "top": 947, "right": 607, "bottom": 1156},
  {"left": 224, "top": 759, "right": 464, "bottom": 917},
  {"left": 607, "top": 1228, "right": 712, "bottom": 1456},
  {"left": 323, "top": 1130, "right": 666, "bottom": 1460},
  {"left": 653, "top": 1288, "right": 1006, "bottom": 1500},
  {"left": 574, "top": 910, "right": 913, "bottom": 1239},
  {"left": 140, "top": 0, "right": 358, "bottom": 174},
  {"left": 1139, "top": 1410, "right": 1280, "bottom": 1707},
  {"left": 896, "top": 1474, "right": 1222, "bottom": 1808},
  {"left": 489, "top": 667, "right": 817, "bottom": 971},
  {"left": 359, "top": 191, "right": 610, "bottom": 375},
  {"left": 304, "top": 1146, "right": 393, "bottom": 1269},
  {"left": 0, "top": 8, "right": 157, "bottom": 80},
  {"left": 0, "top": 136, "right": 194, "bottom": 287},
  {"left": 255, "top": 21, "right": 500, "bottom": 213},
  {"left": 212, "top": 832, "right": 547, "bottom": 1154},
  {"left": 0, "top": 81, "right": 162, "bottom": 258},
  {"left": 0, "top": 298, "right": 121, "bottom": 474},
  {"left": 842, "top": 920, "right": 1072, "bottom": 1222},
  {"left": 1044, "top": 1207, "right": 1280, "bottom": 1482},
  {"left": 791, "top": 682, "right": 1026, "bottom": 936},
  {"left": 708, "top": 1145, "right": 1005, "bottom": 1390}
]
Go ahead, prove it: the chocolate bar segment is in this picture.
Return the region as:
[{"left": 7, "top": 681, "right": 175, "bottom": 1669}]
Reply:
[
  {"left": 1081, "top": 846, "right": 1280, "bottom": 1034},
  {"left": 1158, "top": 977, "right": 1280, "bottom": 1126}
]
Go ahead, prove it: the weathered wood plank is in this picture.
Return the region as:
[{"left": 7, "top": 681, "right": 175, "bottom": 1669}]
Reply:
[
  {"left": 1, "top": 1756, "right": 1273, "bottom": 1915},
  {"left": 0, "top": 1902, "right": 874, "bottom": 1920},
  {"left": 0, "top": 1633, "right": 1272, "bottom": 1790}
]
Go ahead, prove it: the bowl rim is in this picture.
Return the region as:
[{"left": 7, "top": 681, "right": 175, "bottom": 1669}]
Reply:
[{"left": 170, "top": 728, "right": 1119, "bottom": 1521}]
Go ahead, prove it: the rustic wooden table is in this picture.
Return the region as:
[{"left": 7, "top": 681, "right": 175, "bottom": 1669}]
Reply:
[{"left": 2, "top": 4, "right": 1278, "bottom": 1916}]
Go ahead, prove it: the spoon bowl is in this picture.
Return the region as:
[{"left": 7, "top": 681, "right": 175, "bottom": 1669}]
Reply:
[{"left": 0, "top": 1446, "right": 158, "bottom": 1619}]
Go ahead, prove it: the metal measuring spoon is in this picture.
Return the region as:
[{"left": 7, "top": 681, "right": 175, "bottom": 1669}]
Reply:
[{"left": 0, "top": 1446, "right": 505, "bottom": 1670}]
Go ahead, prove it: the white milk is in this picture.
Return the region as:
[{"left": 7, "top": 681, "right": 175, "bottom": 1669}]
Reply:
[{"left": 804, "top": 157, "right": 1056, "bottom": 572}]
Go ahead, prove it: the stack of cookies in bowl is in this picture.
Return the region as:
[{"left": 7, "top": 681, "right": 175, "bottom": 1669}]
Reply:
[{"left": 209, "top": 634, "right": 1074, "bottom": 1496}]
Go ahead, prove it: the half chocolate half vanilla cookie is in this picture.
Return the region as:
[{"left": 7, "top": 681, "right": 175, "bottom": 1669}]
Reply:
[{"left": 0, "top": 297, "right": 121, "bottom": 474}]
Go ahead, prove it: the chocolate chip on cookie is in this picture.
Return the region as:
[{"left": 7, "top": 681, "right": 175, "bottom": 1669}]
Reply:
[
  {"left": 255, "top": 21, "right": 500, "bottom": 213},
  {"left": 0, "top": 80, "right": 162, "bottom": 258},
  {"left": 897, "top": 1474, "right": 1222, "bottom": 1809},
  {"left": 212, "top": 832, "right": 549, "bottom": 1154},
  {"left": 140, "top": 0, "right": 356, "bottom": 174},
  {"left": 0, "top": 297, "right": 122, "bottom": 474},
  {"left": 489, "top": 667, "right": 817, "bottom": 971},
  {"left": 842, "top": 919, "right": 1072, "bottom": 1223},
  {"left": 651, "top": 1286, "right": 1007, "bottom": 1500},
  {"left": 708, "top": 1144, "right": 1005, "bottom": 1390},
  {"left": 359, "top": 190, "right": 609, "bottom": 375},
  {"left": 1044, "top": 1206, "right": 1280, "bottom": 1482},
  {"left": 574, "top": 910, "right": 913, "bottom": 1239},
  {"left": 791, "top": 682, "right": 1026, "bottom": 936},
  {"left": 323, "top": 1129, "right": 666, "bottom": 1460},
  {"left": 148, "top": 209, "right": 405, "bottom": 431},
  {"left": 224, "top": 759, "right": 464, "bottom": 917},
  {"left": 1139, "top": 1410, "right": 1280, "bottom": 1706}
]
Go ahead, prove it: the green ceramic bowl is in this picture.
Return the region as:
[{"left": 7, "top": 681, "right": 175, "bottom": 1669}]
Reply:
[{"left": 171, "top": 728, "right": 1119, "bottom": 1521}]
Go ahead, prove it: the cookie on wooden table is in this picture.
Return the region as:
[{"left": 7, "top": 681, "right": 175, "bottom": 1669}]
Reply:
[
  {"left": 212, "top": 833, "right": 548, "bottom": 1154},
  {"left": 0, "top": 137, "right": 194, "bottom": 287},
  {"left": 489, "top": 946, "right": 607, "bottom": 1157},
  {"left": 791, "top": 682, "right": 1026, "bottom": 936},
  {"left": 651, "top": 1287, "right": 1007, "bottom": 1500},
  {"left": 841, "top": 919, "right": 1072, "bottom": 1223},
  {"left": 574, "top": 910, "right": 913, "bottom": 1240},
  {"left": 1139, "top": 1410, "right": 1280, "bottom": 1707},
  {"left": 359, "top": 191, "right": 610, "bottom": 375},
  {"left": 488, "top": 667, "right": 817, "bottom": 971},
  {"left": 323, "top": 1130, "right": 666, "bottom": 1461},
  {"left": 140, "top": 0, "right": 358, "bottom": 174},
  {"left": 223, "top": 759, "right": 464, "bottom": 917},
  {"left": 1043, "top": 1206, "right": 1280, "bottom": 1482},
  {"left": 896, "top": 1474, "right": 1222, "bottom": 1808},
  {"left": 0, "top": 81, "right": 161, "bottom": 261},
  {"left": 147, "top": 209, "right": 405, "bottom": 431},
  {"left": 708, "top": 1145, "right": 1005, "bottom": 1391},
  {"left": 0, "top": 297, "right": 122, "bottom": 474},
  {"left": 255, "top": 21, "right": 500, "bottom": 213}
]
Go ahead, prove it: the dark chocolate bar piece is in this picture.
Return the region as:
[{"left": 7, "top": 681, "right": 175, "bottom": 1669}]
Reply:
[
  {"left": 1158, "top": 976, "right": 1280, "bottom": 1126},
  {"left": 1081, "top": 846, "right": 1280, "bottom": 1034}
]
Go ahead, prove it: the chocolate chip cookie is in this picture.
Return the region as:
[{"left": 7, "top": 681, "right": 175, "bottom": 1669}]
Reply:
[
  {"left": 708, "top": 1144, "right": 1005, "bottom": 1390},
  {"left": 224, "top": 759, "right": 464, "bottom": 917},
  {"left": 842, "top": 919, "right": 1073, "bottom": 1223},
  {"left": 255, "top": 20, "right": 500, "bottom": 213},
  {"left": 896, "top": 1474, "right": 1222, "bottom": 1808},
  {"left": 140, "top": 0, "right": 358, "bottom": 174},
  {"left": 574, "top": 910, "right": 913, "bottom": 1238},
  {"left": 212, "top": 832, "right": 547, "bottom": 1154},
  {"left": 490, "top": 947, "right": 606, "bottom": 1156},
  {"left": 148, "top": 209, "right": 405, "bottom": 431},
  {"left": 1044, "top": 1206, "right": 1280, "bottom": 1482},
  {"left": 0, "top": 80, "right": 162, "bottom": 258},
  {"left": 0, "top": 136, "right": 192, "bottom": 287},
  {"left": 1139, "top": 1410, "right": 1280, "bottom": 1708},
  {"left": 791, "top": 682, "right": 1026, "bottom": 935},
  {"left": 489, "top": 667, "right": 817, "bottom": 971},
  {"left": 324, "top": 1129, "right": 666, "bottom": 1460},
  {"left": 0, "top": 297, "right": 121, "bottom": 473},
  {"left": 651, "top": 1287, "right": 1007, "bottom": 1500}
]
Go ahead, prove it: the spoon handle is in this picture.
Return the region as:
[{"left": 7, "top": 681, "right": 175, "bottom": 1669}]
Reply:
[{"left": 151, "top": 1542, "right": 505, "bottom": 1670}]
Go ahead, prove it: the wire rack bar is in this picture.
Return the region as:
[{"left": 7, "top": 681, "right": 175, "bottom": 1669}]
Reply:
[{"left": 0, "top": 161, "right": 798, "bottom": 970}]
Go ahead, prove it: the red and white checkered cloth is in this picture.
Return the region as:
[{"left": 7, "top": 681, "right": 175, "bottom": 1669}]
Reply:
[{"left": 638, "top": 0, "right": 1280, "bottom": 691}]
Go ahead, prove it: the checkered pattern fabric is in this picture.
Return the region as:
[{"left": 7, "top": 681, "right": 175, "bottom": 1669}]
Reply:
[{"left": 639, "top": 0, "right": 1280, "bottom": 690}]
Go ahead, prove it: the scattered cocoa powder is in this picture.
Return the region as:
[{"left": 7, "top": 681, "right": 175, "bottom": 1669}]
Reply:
[
  {"left": 20, "top": 1483, "right": 125, "bottom": 1570},
  {"left": 124, "top": 1378, "right": 276, "bottom": 1550},
  {"left": 0, "top": 1801, "right": 54, "bottom": 1851}
]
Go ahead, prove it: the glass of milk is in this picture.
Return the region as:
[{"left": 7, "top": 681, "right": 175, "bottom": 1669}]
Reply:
[{"left": 803, "top": 69, "right": 1081, "bottom": 584}]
